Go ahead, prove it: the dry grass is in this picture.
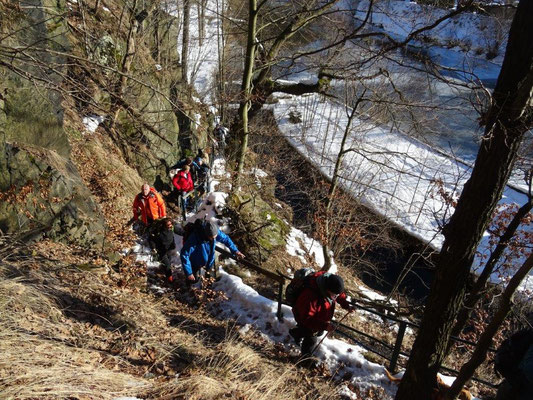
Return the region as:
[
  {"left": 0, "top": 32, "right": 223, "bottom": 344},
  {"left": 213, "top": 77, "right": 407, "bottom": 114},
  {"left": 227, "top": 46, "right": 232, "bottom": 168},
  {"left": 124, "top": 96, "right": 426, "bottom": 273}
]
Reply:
[
  {"left": 0, "top": 238, "right": 348, "bottom": 400},
  {"left": 150, "top": 337, "right": 310, "bottom": 400},
  {"left": 0, "top": 272, "right": 150, "bottom": 400}
]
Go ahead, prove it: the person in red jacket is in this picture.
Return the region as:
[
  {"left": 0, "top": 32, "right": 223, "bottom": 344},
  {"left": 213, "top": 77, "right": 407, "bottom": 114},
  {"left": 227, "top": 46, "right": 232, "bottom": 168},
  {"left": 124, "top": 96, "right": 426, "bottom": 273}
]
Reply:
[
  {"left": 290, "top": 271, "right": 353, "bottom": 358},
  {"left": 172, "top": 165, "right": 194, "bottom": 211},
  {"left": 132, "top": 183, "right": 166, "bottom": 226}
]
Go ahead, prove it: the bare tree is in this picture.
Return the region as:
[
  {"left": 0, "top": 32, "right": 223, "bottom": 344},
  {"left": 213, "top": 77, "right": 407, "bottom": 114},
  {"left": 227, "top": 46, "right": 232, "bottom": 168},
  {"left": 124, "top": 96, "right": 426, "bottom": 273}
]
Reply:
[
  {"left": 449, "top": 176, "right": 532, "bottom": 346},
  {"left": 395, "top": 1, "right": 533, "bottom": 398},
  {"left": 320, "top": 87, "right": 367, "bottom": 270},
  {"left": 446, "top": 252, "right": 533, "bottom": 399}
]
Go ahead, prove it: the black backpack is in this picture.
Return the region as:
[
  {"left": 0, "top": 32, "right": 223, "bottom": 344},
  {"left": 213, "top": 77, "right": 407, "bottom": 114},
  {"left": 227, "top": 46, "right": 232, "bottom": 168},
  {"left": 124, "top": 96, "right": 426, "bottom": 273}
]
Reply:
[
  {"left": 285, "top": 268, "right": 315, "bottom": 306},
  {"left": 494, "top": 328, "right": 533, "bottom": 378},
  {"left": 182, "top": 219, "right": 205, "bottom": 245}
]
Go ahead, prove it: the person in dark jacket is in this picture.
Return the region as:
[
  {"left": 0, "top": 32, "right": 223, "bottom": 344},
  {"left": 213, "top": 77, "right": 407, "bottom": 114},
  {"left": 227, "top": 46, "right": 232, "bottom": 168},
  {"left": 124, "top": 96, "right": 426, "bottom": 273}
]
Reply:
[
  {"left": 148, "top": 218, "right": 179, "bottom": 282},
  {"left": 180, "top": 220, "right": 244, "bottom": 285},
  {"left": 289, "top": 271, "right": 353, "bottom": 357},
  {"left": 192, "top": 156, "right": 210, "bottom": 197},
  {"left": 171, "top": 157, "right": 198, "bottom": 171},
  {"left": 495, "top": 328, "right": 533, "bottom": 400}
]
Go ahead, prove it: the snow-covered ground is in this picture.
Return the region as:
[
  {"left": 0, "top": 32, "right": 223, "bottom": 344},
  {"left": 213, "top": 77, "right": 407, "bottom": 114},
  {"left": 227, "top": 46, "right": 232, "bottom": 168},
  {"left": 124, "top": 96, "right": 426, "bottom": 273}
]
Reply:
[{"left": 354, "top": 0, "right": 508, "bottom": 82}]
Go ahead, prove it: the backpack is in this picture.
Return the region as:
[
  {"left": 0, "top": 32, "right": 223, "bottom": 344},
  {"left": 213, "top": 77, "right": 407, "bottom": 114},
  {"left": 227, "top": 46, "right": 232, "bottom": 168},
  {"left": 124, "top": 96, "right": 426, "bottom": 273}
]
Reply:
[
  {"left": 285, "top": 268, "right": 315, "bottom": 306},
  {"left": 182, "top": 218, "right": 206, "bottom": 245},
  {"left": 494, "top": 329, "right": 533, "bottom": 378}
]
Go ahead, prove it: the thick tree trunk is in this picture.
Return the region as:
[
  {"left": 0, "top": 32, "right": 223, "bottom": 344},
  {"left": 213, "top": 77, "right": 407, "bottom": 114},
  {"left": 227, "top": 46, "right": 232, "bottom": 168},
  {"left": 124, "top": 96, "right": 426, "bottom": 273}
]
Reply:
[{"left": 395, "top": 1, "right": 533, "bottom": 399}]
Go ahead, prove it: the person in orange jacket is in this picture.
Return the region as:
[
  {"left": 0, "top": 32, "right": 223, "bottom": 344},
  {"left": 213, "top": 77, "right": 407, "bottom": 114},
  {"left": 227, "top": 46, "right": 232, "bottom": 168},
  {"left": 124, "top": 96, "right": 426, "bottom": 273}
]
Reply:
[{"left": 132, "top": 183, "right": 166, "bottom": 226}]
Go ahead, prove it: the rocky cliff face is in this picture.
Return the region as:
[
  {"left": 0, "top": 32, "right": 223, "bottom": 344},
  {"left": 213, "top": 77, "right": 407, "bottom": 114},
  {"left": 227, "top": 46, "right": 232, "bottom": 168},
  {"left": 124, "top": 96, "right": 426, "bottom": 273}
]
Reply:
[{"left": 0, "top": 0, "right": 208, "bottom": 247}]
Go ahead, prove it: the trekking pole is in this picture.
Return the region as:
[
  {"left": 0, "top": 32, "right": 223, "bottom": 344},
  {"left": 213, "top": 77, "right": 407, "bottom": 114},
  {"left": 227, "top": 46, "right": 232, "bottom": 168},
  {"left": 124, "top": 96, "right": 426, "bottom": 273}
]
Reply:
[{"left": 310, "top": 310, "right": 352, "bottom": 355}]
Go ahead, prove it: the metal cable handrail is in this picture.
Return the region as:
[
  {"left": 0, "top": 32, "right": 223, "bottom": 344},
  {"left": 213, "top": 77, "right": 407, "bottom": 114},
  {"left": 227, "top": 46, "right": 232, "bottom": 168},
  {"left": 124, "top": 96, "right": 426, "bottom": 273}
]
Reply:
[{"left": 215, "top": 247, "right": 499, "bottom": 389}]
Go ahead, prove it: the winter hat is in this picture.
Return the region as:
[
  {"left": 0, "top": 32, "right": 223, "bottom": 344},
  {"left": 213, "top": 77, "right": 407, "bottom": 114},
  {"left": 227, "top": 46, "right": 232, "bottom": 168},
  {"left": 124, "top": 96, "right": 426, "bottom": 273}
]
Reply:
[
  {"left": 203, "top": 221, "right": 219, "bottom": 238},
  {"left": 326, "top": 274, "right": 344, "bottom": 294}
]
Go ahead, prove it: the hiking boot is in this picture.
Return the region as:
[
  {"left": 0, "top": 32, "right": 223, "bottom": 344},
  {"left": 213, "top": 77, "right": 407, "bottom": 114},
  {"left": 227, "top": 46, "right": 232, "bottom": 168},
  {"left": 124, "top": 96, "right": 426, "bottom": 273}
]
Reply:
[{"left": 289, "top": 328, "right": 303, "bottom": 346}]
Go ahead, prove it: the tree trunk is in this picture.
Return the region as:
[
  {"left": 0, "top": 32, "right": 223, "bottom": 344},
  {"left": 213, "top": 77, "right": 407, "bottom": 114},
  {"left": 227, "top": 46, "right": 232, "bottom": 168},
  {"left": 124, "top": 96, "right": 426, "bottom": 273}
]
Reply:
[
  {"left": 182, "top": 0, "right": 190, "bottom": 83},
  {"left": 199, "top": 0, "right": 207, "bottom": 47},
  {"left": 235, "top": 0, "right": 258, "bottom": 179},
  {"left": 216, "top": 0, "right": 226, "bottom": 122},
  {"left": 110, "top": 0, "right": 140, "bottom": 131},
  {"left": 153, "top": 8, "right": 161, "bottom": 64},
  {"left": 395, "top": 1, "right": 533, "bottom": 398},
  {"left": 449, "top": 197, "right": 532, "bottom": 345},
  {"left": 322, "top": 95, "right": 363, "bottom": 271},
  {"left": 446, "top": 253, "right": 533, "bottom": 400}
]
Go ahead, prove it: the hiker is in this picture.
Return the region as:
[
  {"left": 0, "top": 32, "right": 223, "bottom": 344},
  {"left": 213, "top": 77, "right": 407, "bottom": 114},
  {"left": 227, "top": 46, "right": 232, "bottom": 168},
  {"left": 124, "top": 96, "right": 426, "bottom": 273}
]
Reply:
[
  {"left": 180, "top": 220, "right": 244, "bottom": 285},
  {"left": 195, "top": 148, "right": 209, "bottom": 167},
  {"left": 495, "top": 328, "right": 533, "bottom": 400},
  {"left": 132, "top": 183, "right": 166, "bottom": 226},
  {"left": 171, "top": 164, "right": 194, "bottom": 212},
  {"left": 171, "top": 156, "right": 197, "bottom": 171},
  {"left": 192, "top": 155, "right": 210, "bottom": 197},
  {"left": 289, "top": 271, "right": 353, "bottom": 359},
  {"left": 213, "top": 124, "right": 226, "bottom": 142},
  {"left": 148, "top": 218, "right": 179, "bottom": 282},
  {"left": 213, "top": 124, "right": 227, "bottom": 155}
]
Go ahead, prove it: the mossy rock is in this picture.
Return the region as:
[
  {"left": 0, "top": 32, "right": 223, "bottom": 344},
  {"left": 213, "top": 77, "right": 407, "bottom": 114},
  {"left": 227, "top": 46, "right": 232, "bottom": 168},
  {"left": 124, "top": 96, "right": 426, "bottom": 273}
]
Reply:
[
  {"left": 229, "top": 192, "right": 290, "bottom": 253},
  {"left": 0, "top": 142, "right": 105, "bottom": 247},
  {"left": 3, "top": 80, "right": 70, "bottom": 158}
]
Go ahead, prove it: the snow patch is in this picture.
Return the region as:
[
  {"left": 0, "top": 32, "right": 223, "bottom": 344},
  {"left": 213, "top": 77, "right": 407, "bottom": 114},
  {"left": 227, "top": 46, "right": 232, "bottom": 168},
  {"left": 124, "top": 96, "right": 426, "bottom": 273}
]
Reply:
[{"left": 82, "top": 115, "right": 104, "bottom": 133}]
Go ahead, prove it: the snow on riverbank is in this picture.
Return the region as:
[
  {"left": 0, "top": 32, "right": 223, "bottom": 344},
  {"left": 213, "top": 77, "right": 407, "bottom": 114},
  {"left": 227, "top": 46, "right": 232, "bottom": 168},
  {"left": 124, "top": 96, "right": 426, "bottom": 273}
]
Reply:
[
  {"left": 354, "top": 0, "right": 508, "bottom": 81},
  {"left": 271, "top": 92, "right": 532, "bottom": 292}
]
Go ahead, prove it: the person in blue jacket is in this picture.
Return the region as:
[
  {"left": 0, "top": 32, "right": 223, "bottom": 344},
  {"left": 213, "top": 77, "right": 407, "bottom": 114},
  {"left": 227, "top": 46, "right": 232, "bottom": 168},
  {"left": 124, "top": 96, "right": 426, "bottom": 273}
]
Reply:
[{"left": 180, "top": 220, "right": 244, "bottom": 285}]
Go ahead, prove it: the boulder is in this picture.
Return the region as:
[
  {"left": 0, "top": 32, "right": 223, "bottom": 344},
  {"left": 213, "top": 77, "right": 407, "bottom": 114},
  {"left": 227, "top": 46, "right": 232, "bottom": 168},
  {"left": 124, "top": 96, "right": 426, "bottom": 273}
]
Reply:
[{"left": 0, "top": 142, "right": 105, "bottom": 247}]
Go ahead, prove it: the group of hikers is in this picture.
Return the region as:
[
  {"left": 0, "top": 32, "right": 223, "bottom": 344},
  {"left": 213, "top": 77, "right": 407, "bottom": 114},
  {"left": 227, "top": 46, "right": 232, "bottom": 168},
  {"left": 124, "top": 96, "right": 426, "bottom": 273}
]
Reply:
[
  {"left": 169, "top": 148, "right": 211, "bottom": 217},
  {"left": 129, "top": 126, "right": 533, "bottom": 396},
  {"left": 131, "top": 180, "right": 352, "bottom": 361},
  {"left": 130, "top": 147, "right": 354, "bottom": 363}
]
